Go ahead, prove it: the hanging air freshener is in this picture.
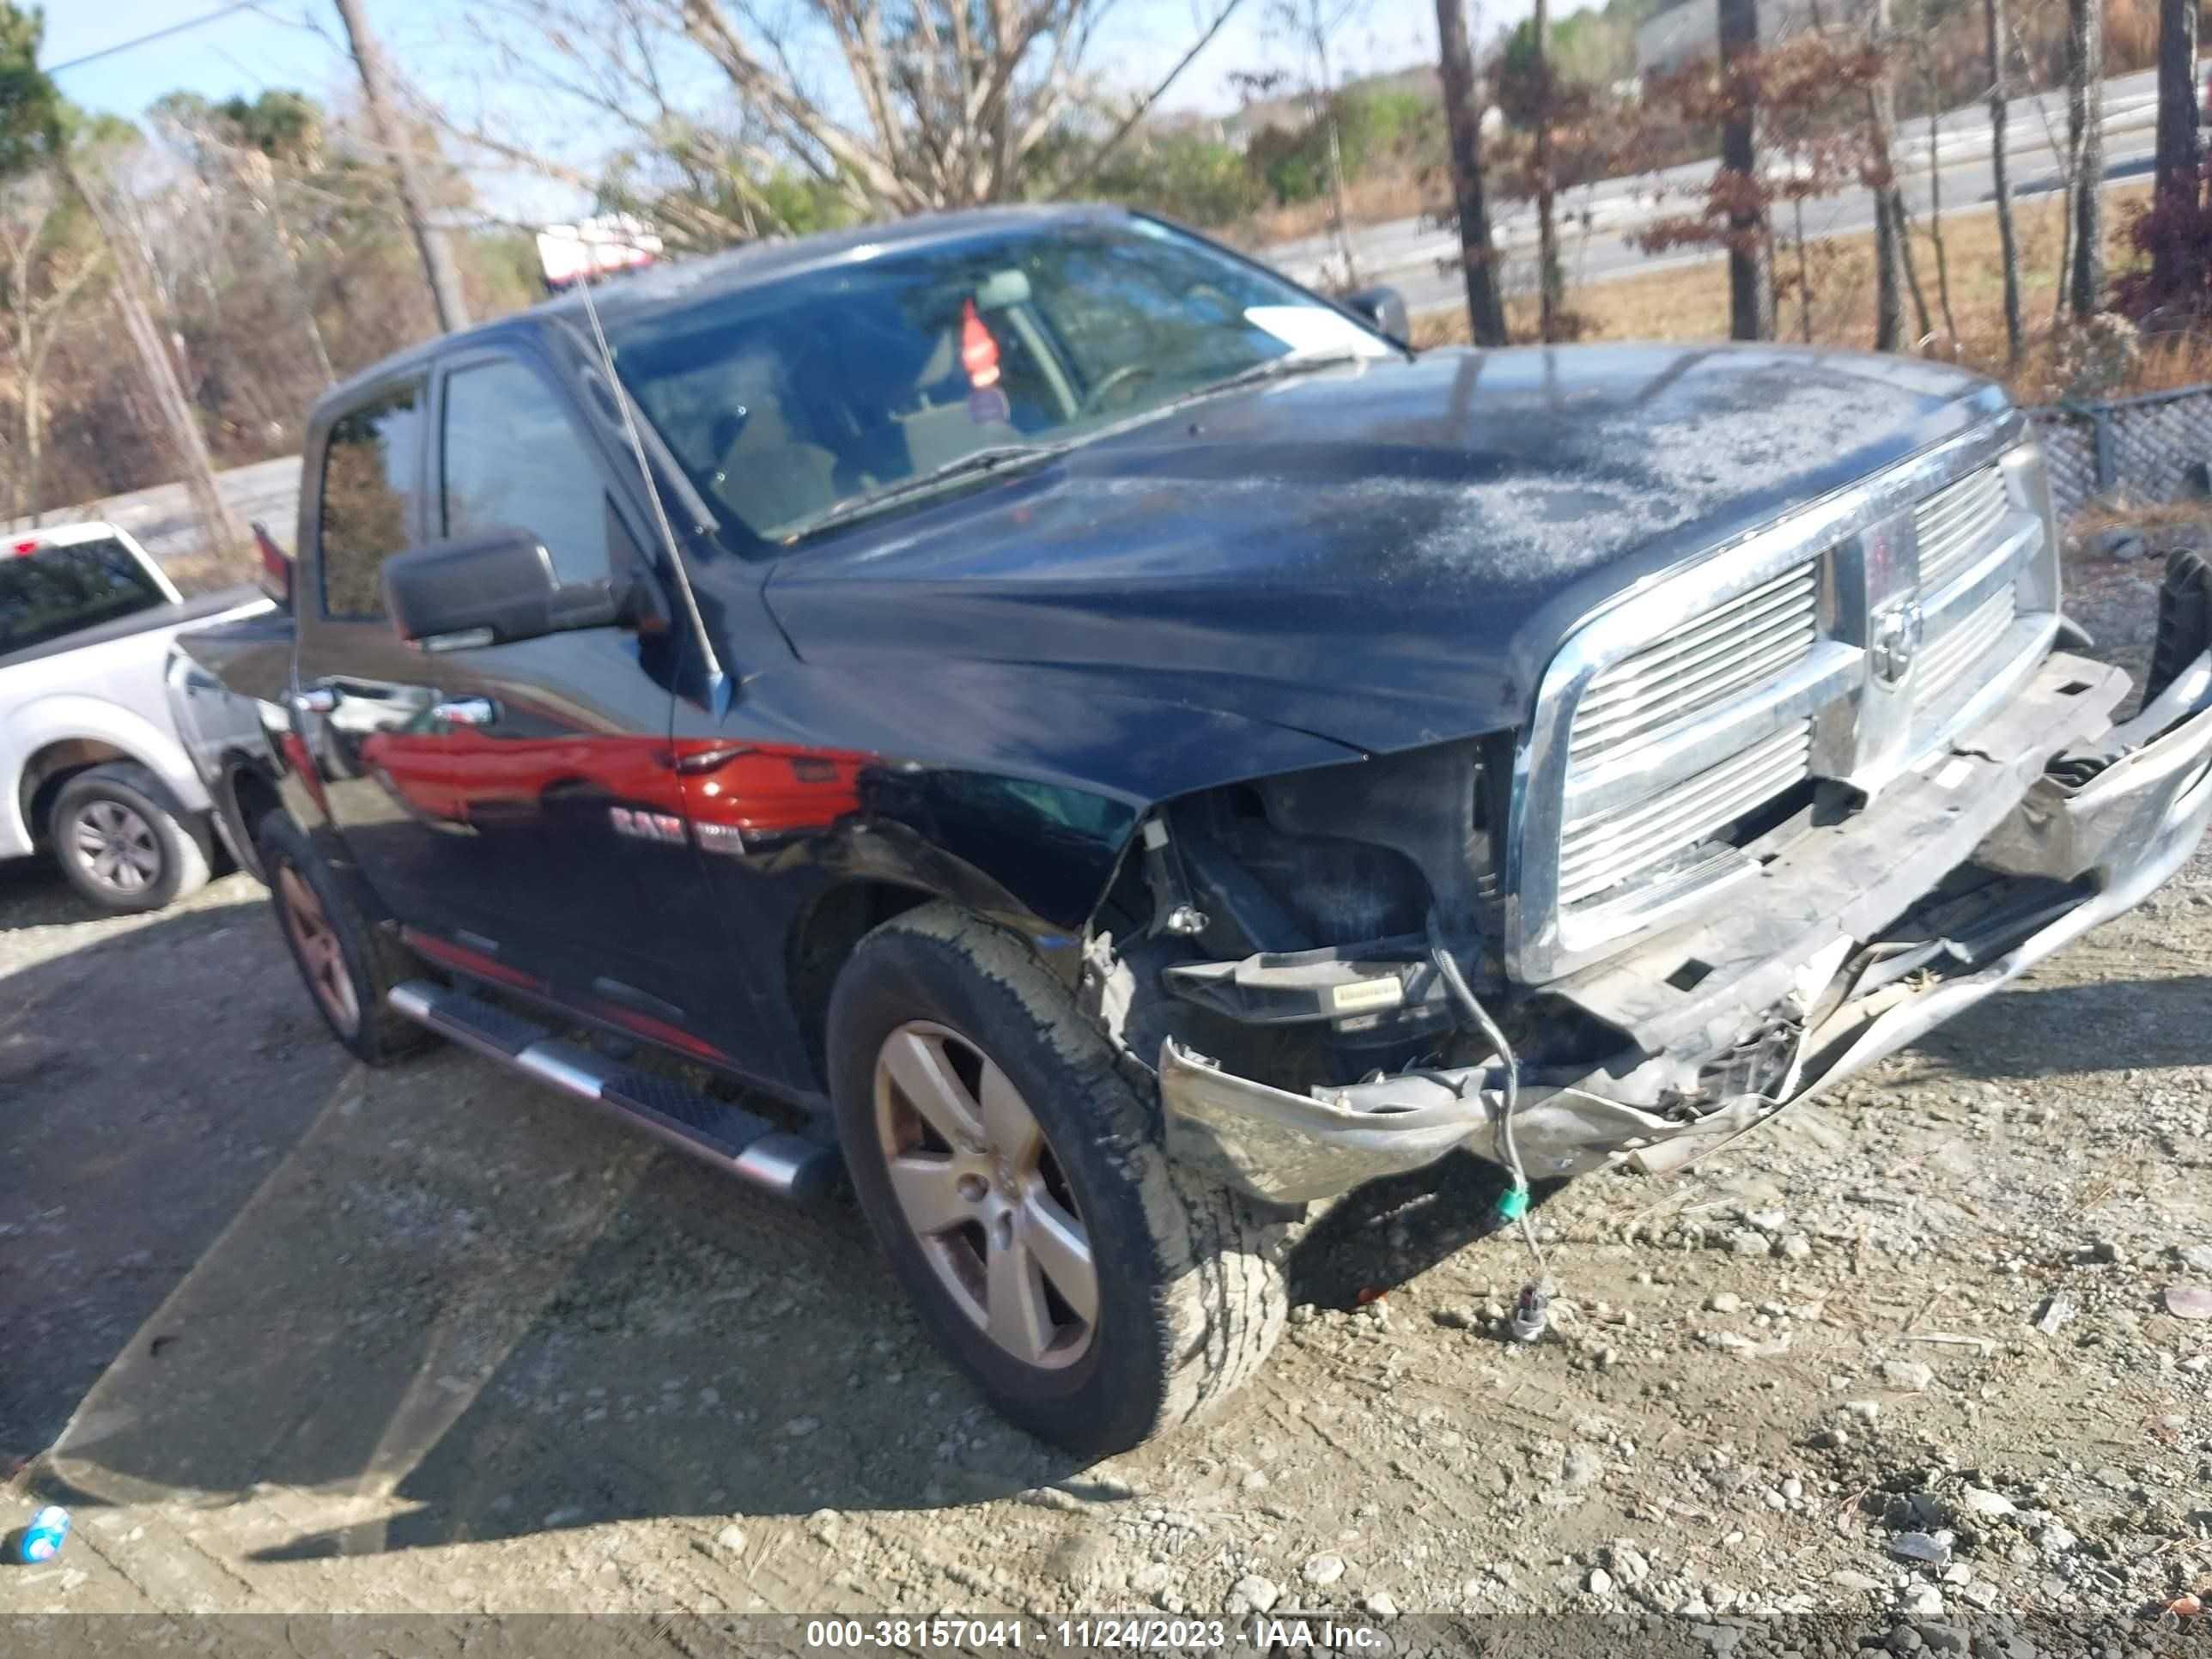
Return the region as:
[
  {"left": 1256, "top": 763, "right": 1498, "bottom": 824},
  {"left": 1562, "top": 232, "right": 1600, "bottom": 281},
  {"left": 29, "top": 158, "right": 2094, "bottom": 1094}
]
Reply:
[{"left": 963, "top": 298, "right": 1011, "bottom": 424}]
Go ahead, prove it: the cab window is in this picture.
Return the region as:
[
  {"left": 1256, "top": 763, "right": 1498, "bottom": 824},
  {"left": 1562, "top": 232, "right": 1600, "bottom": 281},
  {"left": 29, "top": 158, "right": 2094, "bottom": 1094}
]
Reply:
[
  {"left": 441, "top": 357, "right": 613, "bottom": 588},
  {"left": 319, "top": 382, "right": 424, "bottom": 620}
]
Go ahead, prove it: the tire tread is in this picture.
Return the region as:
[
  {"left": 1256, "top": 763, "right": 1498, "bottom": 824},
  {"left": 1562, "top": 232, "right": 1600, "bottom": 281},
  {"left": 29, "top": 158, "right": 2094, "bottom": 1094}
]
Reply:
[{"left": 830, "top": 902, "right": 1285, "bottom": 1450}]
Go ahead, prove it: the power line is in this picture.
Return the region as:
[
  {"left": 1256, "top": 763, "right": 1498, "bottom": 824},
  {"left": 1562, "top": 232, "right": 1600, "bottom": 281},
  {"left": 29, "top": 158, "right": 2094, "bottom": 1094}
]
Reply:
[{"left": 46, "top": 2, "right": 265, "bottom": 76}]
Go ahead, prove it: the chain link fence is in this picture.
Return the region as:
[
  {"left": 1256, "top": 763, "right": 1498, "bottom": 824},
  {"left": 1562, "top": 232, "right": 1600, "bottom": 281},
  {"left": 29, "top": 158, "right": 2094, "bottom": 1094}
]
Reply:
[{"left": 2028, "top": 383, "right": 2212, "bottom": 521}]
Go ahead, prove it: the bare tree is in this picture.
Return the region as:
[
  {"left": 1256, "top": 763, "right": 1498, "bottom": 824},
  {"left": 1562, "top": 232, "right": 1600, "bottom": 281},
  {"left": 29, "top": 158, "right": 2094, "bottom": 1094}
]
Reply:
[
  {"left": 155, "top": 99, "right": 337, "bottom": 387},
  {"left": 1265, "top": 0, "right": 1367, "bottom": 287},
  {"left": 1637, "top": 29, "right": 1879, "bottom": 349},
  {"left": 1435, "top": 0, "right": 1506, "bottom": 344},
  {"left": 2151, "top": 0, "right": 2199, "bottom": 298},
  {"left": 1717, "top": 0, "right": 1771, "bottom": 340},
  {"left": 1530, "top": 0, "right": 1562, "bottom": 339},
  {"left": 1853, "top": 0, "right": 1929, "bottom": 349},
  {"left": 0, "top": 173, "right": 107, "bottom": 520},
  {"left": 1922, "top": 64, "right": 1957, "bottom": 343},
  {"left": 463, "top": 0, "right": 1247, "bottom": 240},
  {"left": 333, "top": 0, "right": 469, "bottom": 332},
  {"left": 2063, "top": 0, "right": 2103, "bottom": 318},
  {"left": 61, "top": 155, "right": 244, "bottom": 566},
  {"left": 1985, "top": 0, "right": 2023, "bottom": 361}
]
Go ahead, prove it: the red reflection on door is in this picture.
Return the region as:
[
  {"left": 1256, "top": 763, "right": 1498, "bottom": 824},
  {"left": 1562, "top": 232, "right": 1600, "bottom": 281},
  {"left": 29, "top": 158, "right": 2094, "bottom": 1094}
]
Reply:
[
  {"left": 360, "top": 731, "right": 690, "bottom": 825},
  {"left": 676, "top": 742, "right": 865, "bottom": 841},
  {"left": 357, "top": 729, "right": 866, "bottom": 842}
]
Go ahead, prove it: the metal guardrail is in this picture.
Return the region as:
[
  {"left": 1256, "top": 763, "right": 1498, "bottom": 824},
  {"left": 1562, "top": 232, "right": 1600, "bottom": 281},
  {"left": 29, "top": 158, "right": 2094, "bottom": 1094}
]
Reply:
[{"left": 2028, "top": 380, "right": 2212, "bottom": 521}]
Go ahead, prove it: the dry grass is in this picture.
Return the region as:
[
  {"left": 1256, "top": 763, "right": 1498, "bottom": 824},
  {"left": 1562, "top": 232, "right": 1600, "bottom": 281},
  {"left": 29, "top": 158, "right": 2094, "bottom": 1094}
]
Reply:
[
  {"left": 165, "top": 547, "right": 258, "bottom": 598},
  {"left": 1410, "top": 181, "right": 2212, "bottom": 407},
  {"left": 2064, "top": 493, "right": 2212, "bottom": 544},
  {"left": 1229, "top": 171, "right": 1438, "bottom": 252}
]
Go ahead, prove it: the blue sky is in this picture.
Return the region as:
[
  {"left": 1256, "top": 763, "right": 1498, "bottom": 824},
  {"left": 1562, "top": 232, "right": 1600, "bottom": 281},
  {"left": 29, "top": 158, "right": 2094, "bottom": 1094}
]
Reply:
[{"left": 43, "top": 1, "right": 1462, "bottom": 221}]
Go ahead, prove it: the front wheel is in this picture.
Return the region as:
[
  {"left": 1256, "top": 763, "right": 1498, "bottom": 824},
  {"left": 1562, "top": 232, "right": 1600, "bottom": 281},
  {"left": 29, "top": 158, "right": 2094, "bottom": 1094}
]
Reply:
[{"left": 827, "top": 903, "right": 1287, "bottom": 1455}]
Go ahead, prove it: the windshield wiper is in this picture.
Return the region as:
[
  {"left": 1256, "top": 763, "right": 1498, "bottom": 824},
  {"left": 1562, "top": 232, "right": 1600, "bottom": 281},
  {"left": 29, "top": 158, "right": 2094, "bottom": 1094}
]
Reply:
[
  {"left": 1175, "top": 349, "right": 1366, "bottom": 408},
  {"left": 791, "top": 441, "right": 1072, "bottom": 539}
]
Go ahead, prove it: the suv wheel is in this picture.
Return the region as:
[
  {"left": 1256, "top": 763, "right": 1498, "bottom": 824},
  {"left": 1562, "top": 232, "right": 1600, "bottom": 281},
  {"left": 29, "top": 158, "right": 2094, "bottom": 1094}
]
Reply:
[
  {"left": 828, "top": 902, "right": 1287, "bottom": 1454},
  {"left": 257, "top": 811, "right": 428, "bottom": 1065},
  {"left": 50, "top": 762, "right": 211, "bottom": 915}
]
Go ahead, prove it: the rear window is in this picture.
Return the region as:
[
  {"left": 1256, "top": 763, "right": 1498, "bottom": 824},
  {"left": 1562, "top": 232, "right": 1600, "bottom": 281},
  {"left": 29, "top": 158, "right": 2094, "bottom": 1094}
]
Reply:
[{"left": 0, "top": 537, "right": 168, "bottom": 656}]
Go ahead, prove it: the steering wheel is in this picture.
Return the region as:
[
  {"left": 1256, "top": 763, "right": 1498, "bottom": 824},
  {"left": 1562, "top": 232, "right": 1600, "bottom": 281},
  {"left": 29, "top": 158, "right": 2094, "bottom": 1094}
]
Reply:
[
  {"left": 1184, "top": 282, "right": 1237, "bottom": 319},
  {"left": 1080, "top": 362, "right": 1156, "bottom": 415}
]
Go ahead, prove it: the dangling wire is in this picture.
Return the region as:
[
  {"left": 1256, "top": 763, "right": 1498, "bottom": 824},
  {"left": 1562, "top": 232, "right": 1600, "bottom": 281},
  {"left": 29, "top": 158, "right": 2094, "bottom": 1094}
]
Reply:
[{"left": 1428, "top": 913, "right": 1553, "bottom": 1337}]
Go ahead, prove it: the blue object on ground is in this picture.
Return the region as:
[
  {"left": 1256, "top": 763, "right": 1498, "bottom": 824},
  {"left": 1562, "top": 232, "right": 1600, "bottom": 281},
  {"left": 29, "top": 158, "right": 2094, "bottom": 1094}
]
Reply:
[{"left": 17, "top": 1505, "right": 70, "bottom": 1564}]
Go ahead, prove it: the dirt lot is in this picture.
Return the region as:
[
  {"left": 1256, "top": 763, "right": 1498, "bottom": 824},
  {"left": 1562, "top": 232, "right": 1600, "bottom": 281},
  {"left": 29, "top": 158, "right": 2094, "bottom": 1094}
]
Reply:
[{"left": 3, "top": 550, "right": 2209, "bottom": 1657}]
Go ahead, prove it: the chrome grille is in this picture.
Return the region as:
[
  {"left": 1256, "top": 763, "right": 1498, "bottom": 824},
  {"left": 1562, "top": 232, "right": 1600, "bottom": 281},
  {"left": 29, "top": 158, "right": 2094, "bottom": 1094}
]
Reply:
[
  {"left": 1515, "top": 418, "right": 2056, "bottom": 985},
  {"left": 1915, "top": 580, "right": 2018, "bottom": 716},
  {"left": 1559, "top": 720, "right": 1812, "bottom": 908},
  {"left": 1570, "top": 559, "right": 1819, "bottom": 772},
  {"left": 1913, "top": 465, "right": 2008, "bottom": 594}
]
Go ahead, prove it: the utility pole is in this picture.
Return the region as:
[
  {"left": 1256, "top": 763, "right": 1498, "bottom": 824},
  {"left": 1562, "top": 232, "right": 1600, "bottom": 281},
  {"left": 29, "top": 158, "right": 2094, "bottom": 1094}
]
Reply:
[
  {"left": 64, "top": 158, "right": 245, "bottom": 567},
  {"left": 331, "top": 0, "right": 468, "bottom": 333},
  {"left": 1435, "top": 0, "right": 1508, "bottom": 345}
]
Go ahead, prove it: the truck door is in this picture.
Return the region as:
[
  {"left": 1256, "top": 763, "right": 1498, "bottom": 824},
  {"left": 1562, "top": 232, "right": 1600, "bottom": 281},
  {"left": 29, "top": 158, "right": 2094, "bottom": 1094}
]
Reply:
[{"left": 293, "top": 347, "right": 727, "bottom": 1038}]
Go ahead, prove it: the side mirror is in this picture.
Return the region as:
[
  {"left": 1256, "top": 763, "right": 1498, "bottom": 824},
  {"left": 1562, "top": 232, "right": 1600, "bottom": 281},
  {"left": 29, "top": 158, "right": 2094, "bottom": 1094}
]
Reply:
[
  {"left": 383, "top": 528, "right": 623, "bottom": 650},
  {"left": 1341, "top": 285, "right": 1410, "bottom": 347}
]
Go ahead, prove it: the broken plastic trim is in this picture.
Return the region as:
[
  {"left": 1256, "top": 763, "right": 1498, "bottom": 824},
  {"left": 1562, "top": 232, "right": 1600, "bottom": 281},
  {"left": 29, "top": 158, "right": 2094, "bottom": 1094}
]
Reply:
[
  {"left": 1158, "top": 1036, "right": 1790, "bottom": 1203},
  {"left": 1977, "top": 651, "right": 2212, "bottom": 884}
]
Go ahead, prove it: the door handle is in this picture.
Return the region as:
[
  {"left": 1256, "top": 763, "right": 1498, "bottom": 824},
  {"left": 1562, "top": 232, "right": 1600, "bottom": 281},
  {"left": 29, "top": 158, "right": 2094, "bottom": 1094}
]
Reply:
[
  {"left": 433, "top": 696, "right": 499, "bottom": 727},
  {"left": 295, "top": 684, "right": 339, "bottom": 714}
]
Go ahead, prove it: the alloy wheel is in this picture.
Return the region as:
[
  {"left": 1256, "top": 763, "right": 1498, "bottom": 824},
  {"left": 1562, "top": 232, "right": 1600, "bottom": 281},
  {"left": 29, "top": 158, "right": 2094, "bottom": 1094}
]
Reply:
[
  {"left": 872, "top": 1019, "right": 1098, "bottom": 1370},
  {"left": 70, "top": 799, "right": 161, "bottom": 896},
  {"left": 278, "top": 865, "right": 361, "bottom": 1034}
]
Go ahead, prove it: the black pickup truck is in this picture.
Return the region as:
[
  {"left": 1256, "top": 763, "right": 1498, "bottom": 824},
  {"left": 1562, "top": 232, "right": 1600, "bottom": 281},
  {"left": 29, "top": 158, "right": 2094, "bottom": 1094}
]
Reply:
[{"left": 173, "top": 204, "right": 2212, "bottom": 1453}]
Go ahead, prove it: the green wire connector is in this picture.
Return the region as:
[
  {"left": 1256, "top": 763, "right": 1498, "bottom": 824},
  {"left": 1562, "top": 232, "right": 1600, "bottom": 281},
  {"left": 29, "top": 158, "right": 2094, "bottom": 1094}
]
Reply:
[{"left": 1496, "top": 1185, "right": 1530, "bottom": 1221}]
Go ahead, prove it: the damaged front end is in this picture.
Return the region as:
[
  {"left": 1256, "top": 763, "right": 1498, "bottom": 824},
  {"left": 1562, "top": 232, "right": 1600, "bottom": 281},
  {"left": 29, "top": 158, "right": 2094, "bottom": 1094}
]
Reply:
[
  {"left": 1157, "top": 643, "right": 2212, "bottom": 1203},
  {"left": 1115, "top": 425, "right": 2212, "bottom": 1206}
]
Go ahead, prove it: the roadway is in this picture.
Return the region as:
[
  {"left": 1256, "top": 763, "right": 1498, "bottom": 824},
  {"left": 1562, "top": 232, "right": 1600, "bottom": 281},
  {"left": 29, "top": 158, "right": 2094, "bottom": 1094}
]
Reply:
[{"left": 1272, "top": 66, "right": 2176, "bottom": 314}]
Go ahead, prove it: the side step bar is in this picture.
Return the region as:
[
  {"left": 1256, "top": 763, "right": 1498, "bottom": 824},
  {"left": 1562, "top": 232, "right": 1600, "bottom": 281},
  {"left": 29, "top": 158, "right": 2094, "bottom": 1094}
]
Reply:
[{"left": 389, "top": 980, "right": 841, "bottom": 1200}]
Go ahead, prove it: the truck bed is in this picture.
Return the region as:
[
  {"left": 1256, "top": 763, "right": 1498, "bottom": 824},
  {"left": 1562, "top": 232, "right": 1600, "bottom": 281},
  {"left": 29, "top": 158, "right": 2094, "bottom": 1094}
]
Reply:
[{"left": 0, "top": 586, "right": 265, "bottom": 675}]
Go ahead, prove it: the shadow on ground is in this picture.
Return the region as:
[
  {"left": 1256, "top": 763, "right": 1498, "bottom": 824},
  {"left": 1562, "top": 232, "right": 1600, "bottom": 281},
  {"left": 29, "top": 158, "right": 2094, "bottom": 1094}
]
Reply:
[
  {"left": 1910, "top": 971, "right": 2212, "bottom": 1079},
  {"left": 1, "top": 879, "right": 319, "bottom": 1467},
  {"left": 8, "top": 869, "right": 1079, "bottom": 1568},
  {"left": 1286, "top": 1152, "right": 1543, "bottom": 1311},
  {"left": 0, "top": 855, "right": 131, "bottom": 933}
]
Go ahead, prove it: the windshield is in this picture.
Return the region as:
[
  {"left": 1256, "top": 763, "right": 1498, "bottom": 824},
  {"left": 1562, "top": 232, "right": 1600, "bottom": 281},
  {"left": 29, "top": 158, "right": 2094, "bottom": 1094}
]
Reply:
[
  {"left": 0, "top": 537, "right": 169, "bottom": 657},
  {"left": 610, "top": 217, "right": 1390, "bottom": 548}
]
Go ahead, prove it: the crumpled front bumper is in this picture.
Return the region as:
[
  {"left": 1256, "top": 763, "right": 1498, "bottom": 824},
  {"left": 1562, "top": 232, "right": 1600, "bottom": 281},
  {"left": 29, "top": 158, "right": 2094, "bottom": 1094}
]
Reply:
[{"left": 1161, "top": 647, "right": 2212, "bottom": 1205}]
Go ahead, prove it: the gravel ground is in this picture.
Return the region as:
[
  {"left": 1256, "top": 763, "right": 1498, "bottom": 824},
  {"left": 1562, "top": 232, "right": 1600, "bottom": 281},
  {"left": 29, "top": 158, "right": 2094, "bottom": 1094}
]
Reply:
[{"left": 2, "top": 549, "right": 2208, "bottom": 1657}]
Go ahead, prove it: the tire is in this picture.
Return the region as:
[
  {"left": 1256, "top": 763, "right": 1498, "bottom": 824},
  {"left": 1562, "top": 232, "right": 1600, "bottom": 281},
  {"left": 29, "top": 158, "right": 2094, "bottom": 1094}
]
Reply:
[
  {"left": 827, "top": 902, "right": 1287, "bottom": 1455},
  {"left": 2146, "top": 547, "right": 2211, "bottom": 707},
  {"left": 256, "top": 810, "right": 428, "bottom": 1065},
  {"left": 49, "top": 762, "right": 212, "bottom": 915}
]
